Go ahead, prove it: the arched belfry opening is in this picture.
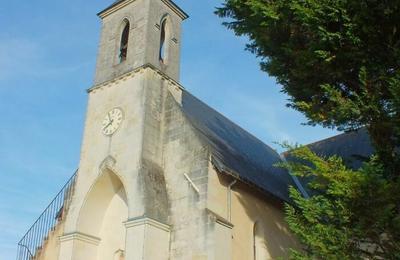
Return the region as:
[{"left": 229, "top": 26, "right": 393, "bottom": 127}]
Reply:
[
  {"left": 77, "top": 169, "right": 128, "bottom": 260},
  {"left": 159, "top": 17, "right": 170, "bottom": 64},
  {"left": 119, "top": 20, "right": 130, "bottom": 63}
]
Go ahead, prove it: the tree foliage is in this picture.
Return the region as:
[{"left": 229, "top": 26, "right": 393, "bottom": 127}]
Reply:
[
  {"left": 281, "top": 146, "right": 400, "bottom": 259},
  {"left": 216, "top": 0, "right": 400, "bottom": 258},
  {"left": 216, "top": 0, "right": 400, "bottom": 178}
]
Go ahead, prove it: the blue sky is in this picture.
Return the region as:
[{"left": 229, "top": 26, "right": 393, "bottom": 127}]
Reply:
[{"left": 0, "top": 0, "right": 339, "bottom": 259}]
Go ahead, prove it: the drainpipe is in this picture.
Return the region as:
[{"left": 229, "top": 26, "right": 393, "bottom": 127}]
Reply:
[{"left": 227, "top": 179, "right": 237, "bottom": 222}]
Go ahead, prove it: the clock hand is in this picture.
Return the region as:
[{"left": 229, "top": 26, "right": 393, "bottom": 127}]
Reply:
[{"left": 103, "top": 120, "right": 114, "bottom": 130}]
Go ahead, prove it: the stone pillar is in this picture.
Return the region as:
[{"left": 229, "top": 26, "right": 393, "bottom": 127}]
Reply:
[
  {"left": 58, "top": 232, "right": 101, "bottom": 260},
  {"left": 124, "top": 217, "right": 171, "bottom": 260}
]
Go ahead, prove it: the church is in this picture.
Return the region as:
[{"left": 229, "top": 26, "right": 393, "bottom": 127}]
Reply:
[{"left": 16, "top": 0, "right": 373, "bottom": 259}]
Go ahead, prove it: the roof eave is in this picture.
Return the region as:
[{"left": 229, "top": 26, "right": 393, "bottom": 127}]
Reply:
[{"left": 211, "top": 156, "right": 293, "bottom": 205}]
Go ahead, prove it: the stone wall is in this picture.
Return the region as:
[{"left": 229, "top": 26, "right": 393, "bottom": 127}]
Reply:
[
  {"left": 94, "top": 0, "right": 149, "bottom": 85},
  {"left": 94, "top": 0, "right": 184, "bottom": 85},
  {"left": 162, "top": 88, "right": 211, "bottom": 259},
  {"left": 207, "top": 167, "right": 299, "bottom": 259}
]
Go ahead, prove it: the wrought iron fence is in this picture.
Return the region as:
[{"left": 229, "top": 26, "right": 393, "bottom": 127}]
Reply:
[{"left": 16, "top": 171, "right": 77, "bottom": 260}]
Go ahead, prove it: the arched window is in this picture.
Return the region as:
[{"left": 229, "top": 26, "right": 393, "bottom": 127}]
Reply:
[
  {"left": 119, "top": 21, "right": 130, "bottom": 63},
  {"left": 159, "top": 18, "right": 168, "bottom": 63},
  {"left": 254, "top": 222, "right": 268, "bottom": 259}
]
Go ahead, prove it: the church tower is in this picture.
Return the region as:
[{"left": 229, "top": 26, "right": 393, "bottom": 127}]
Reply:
[
  {"left": 57, "top": 1, "right": 189, "bottom": 260},
  {"left": 94, "top": 0, "right": 187, "bottom": 84},
  {"left": 17, "top": 1, "right": 302, "bottom": 259}
]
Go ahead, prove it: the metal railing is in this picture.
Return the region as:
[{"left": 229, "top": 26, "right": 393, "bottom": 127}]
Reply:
[{"left": 16, "top": 171, "right": 78, "bottom": 260}]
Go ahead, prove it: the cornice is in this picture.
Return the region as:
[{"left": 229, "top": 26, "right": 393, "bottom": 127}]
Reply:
[
  {"left": 98, "top": 0, "right": 136, "bottom": 18},
  {"left": 206, "top": 209, "right": 234, "bottom": 229},
  {"left": 98, "top": 0, "right": 189, "bottom": 20},
  {"left": 87, "top": 63, "right": 185, "bottom": 93},
  {"left": 59, "top": 232, "right": 101, "bottom": 246},
  {"left": 124, "top": 216, "right": 170, "bottom": 232},
  {"left": 161, "top": 0, "right": 189, "bottom": 20}
]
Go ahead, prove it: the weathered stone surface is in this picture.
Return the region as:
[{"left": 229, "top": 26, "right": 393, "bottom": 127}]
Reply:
[
  {"left": 94, "top": 0, "right": 183, "bottom": 85},
  {"left": 37, "top": 1, "right": 299, "bottom": 259}
]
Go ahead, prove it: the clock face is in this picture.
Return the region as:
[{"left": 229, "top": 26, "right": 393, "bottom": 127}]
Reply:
[{"left": 102, "top": 108, "right": 124, "bottom": 136}]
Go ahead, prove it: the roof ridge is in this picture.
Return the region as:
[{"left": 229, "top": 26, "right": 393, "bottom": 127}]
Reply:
[
  {"left": 305, "top": 128, "right": 366, "bottom": 147},
  {"left": 280, "top": 128, "right": 368, "bottom": 156}
]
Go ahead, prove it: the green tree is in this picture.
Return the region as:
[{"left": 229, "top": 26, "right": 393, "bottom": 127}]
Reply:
[
  {"left": 216, "top": 0, "right": 400, "bottom": 258},
  {"left": 216, "top": 0, "right": 400, "bottom": 178},
  {"left": 281, "top": 146, "right": 400, "bottom": 259}
]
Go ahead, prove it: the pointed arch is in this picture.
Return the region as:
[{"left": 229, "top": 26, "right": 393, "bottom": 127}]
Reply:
[
  {"left": 159, "top": 15, "right": 172, "bottom": 64},
  {"left": 119, "top": 19, "right": 130, "bottom": 63},
  {"left": 77, "top": 169, "right": 128, "bottom": 260}
]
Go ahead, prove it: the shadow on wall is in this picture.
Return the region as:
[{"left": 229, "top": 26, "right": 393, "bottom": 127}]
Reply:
[{"left": 216, "top": 173, "right": 299, "bottom": 259}]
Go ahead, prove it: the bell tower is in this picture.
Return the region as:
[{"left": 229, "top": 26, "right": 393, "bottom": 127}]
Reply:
[
  {"left": 58, "top": 1, "right": 188, "bottom": 260},
  {"left": 94, "top": 0, "right": 188, "bottom": 85}
]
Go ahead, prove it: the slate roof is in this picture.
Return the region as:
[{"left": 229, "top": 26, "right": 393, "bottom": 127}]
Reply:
[
  {"left": 180, "top": 90, "right": 298, "bottom": 202},
  {"left": 280, "top": 128, "right": 374, "bottom": 197},
  {"left": 304, "top": 128, "right": 374, "bottom": 170},
  {"left": 174, "top": 85, "right": 374, "bottom": 203}
]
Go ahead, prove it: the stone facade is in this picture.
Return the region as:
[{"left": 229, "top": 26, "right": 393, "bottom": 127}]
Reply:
[
  {"left": 94, "top": 0, "right": 185, "bottom": 85},
  {"left": 36, "top": 0, "right": 298, "bottom": 259}
]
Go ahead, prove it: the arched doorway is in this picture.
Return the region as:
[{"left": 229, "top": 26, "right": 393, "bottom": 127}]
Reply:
[{"left": 77, "top": 169, "right": 128, "bottom": 260}]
